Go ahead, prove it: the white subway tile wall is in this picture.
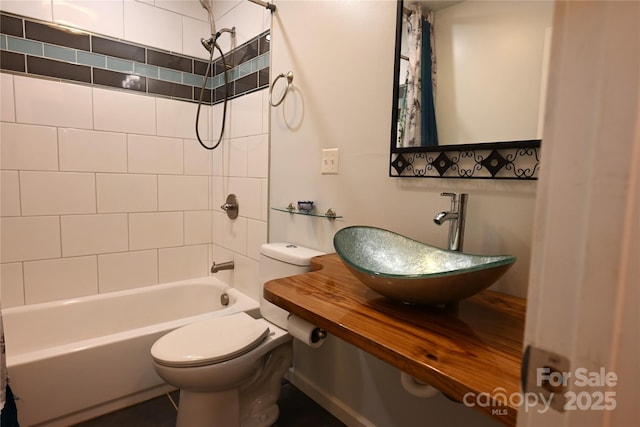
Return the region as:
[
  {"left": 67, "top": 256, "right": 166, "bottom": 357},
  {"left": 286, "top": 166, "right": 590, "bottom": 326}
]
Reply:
[
  {"left": 184, "top": 137, "right": 214, "bottom": 175},
  {"left": 1, "top": 123, "right": 58, "bottom": 170},
  {"left": 157, "top": 97, "right": 203, "bottom": 139},
  {"left": 0, "top": 262, "right": 23, "bottom": 306},
  {"left": 14, "top": 76, "right": 94, "bottom": 128},
  {"left": 94, "top": 88, "right": 157, "bottom": 134},
  {"left": 182, "top": 15, "right": 212, "bottom": 59},
  {"left": 0, "top": 1, "right": 270, "bottom": 307},
  {"left": 20, "top": 171, "right": 96, "bottom": 215},
  {"left": 247, "top": 134, "right": 269, "bottom": 178},
  {"left": 0, "top": 0, "right": 52, "bottom": 22},
  {"left": 124, "top": 1, "right": 184, "bottom": 54},
  {"left": 158, "top": 244, "right": 209, "bottom": 283},
  {"left": 230, "top": 90, "right": 265, "bottom": 137},
  {"left": 0, "top": 73, "right": 15, "bottom": 121},
  {"left": 96, "top": 174, "right": 158, "bottom": 213},
  {"left": 97, "top": 250, "right": 159, "bottom": 293},
  {"left": 58, "top": 129, "right": 128, "bottom": 173},
  {"left": 228, "top": 137, "right": 249, "bottom": 177},
  {"left": 0, "top": 171, "right": 20, "bottom": 217},
  {"left": 1, "top": 216, "right": 61, "bottom": 263},
  {"left": 60, "top": 214, "right": 129, "bottom": 257},
  {"left": 221, "top": 216, "right": 248, "bottom": 255},
  {"left": 129, "top": 212, "right": 184, "bottom": 250},
  {"left": 23, "top": 256, "right": 98, "bottom": 304},
  {"left": 184, "top": 211, "right": 213, "bottom": 245},
  {"left": 53, "top": 0, "right": 125, "bottom": 40},
  {"left": 128, "top": 135, "right": 184, "bottom": 174},
  {"left": 158, "top": 175, "right": 209, "bottom": 211}
]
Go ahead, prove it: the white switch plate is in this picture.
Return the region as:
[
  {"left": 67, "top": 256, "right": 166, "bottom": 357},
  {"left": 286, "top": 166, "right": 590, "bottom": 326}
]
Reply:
[{"left": 321, "top": 148, "right": 339, "bottom": 174}]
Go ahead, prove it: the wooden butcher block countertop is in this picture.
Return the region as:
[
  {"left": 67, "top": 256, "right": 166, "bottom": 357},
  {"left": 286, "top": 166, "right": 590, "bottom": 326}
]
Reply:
[{"left": 264, "top": 253, "right": 526, "bottom": 426}]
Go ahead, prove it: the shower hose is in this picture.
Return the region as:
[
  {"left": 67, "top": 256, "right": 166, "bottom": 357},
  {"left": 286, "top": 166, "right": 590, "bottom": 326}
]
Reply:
[{"left": 195, "top": 38, "right": 229, "bottom": 151}]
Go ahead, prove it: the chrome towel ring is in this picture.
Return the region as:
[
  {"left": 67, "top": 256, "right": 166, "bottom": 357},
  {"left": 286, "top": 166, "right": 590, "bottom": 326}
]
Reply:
[{"left": 269, "top": 71, "right": 294, "bottom": 107}]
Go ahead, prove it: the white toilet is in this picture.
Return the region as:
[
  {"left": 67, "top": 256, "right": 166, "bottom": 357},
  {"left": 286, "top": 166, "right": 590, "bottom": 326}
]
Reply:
[{"left": 150, "top": 243, "right": 324, "bottom": 427}]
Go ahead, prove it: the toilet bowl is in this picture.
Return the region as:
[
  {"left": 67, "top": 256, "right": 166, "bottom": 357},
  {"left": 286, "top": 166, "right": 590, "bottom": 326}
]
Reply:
[
  {"left": 150, "top": 243, "right": 324, "bottom": 427},
  {"left": 151, "top": 313, "right": 292, "bottom": 427}
]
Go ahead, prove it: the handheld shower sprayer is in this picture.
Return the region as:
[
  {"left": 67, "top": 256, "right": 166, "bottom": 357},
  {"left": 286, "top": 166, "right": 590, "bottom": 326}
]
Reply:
[
  {"left": 199, "top": 0, "right": 236, "bottom": 53},
  {"left": 199, "top": 0, "right": 216, "bottom": 36},
  {"left": 199, "top": 0, "right": 217, "bottom": 53}
]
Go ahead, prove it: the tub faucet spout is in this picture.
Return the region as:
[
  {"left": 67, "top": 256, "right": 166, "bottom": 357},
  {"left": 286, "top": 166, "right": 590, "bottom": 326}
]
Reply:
[
  {"left": 433, "top": 192, "right": 468, "bottom": 252},
  {"left": 211, "top": 261, "right": 234, "bottom": 273}
]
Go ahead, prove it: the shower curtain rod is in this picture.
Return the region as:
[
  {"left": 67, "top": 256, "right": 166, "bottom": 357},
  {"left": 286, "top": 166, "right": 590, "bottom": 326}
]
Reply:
[{"left": 248, "top": 0, "right": 276, "bottom": 12}]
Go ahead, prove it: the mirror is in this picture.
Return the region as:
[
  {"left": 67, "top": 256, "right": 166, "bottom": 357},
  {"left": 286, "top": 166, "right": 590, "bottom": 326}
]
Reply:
[{"left": 390, "top": 0, "right": 553, "bottom": 179}]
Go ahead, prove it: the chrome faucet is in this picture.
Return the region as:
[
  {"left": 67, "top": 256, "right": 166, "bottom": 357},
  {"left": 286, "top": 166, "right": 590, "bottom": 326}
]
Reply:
[
  {"left": 433, "top": 192, "right": 468, "bottom": 252},
  {"left": 211, "top": 261, "right": 234, "bottom": 273}
]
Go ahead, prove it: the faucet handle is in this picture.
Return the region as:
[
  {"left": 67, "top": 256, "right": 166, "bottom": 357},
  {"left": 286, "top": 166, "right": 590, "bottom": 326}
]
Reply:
[
  {"left": 441, "top": 192, "right": 469, "bottom": 198},
  {"left": 440, "top": 192, "right": 468, "bottom": 208},
  {"left": 440, "top": 192, "right": 458, "bottom": 206}
]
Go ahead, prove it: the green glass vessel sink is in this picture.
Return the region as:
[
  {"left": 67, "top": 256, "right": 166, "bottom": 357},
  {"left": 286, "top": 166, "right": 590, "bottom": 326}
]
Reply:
[{"left": 333, "top": 226, "right": 516, "bottom": 305}]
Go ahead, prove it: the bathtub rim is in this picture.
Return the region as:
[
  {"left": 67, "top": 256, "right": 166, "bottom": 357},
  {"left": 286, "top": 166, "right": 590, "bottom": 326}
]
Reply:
[
  {"left": 1, "top": 276, "right": 243, "bottom": 315},
  {"left": 3, "top": 277, "right": 260, "bottom": 366}
]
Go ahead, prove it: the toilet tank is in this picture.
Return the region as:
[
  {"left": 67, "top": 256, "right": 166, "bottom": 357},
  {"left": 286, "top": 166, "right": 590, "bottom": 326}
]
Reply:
[{"left": 259, "top": 243, "right": 325, "bottom": 329}]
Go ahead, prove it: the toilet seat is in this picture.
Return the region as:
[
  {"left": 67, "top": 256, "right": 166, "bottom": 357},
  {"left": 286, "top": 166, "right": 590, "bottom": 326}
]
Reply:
[{"left": 151, "top": 312, "right": 270, "bottom": 368}]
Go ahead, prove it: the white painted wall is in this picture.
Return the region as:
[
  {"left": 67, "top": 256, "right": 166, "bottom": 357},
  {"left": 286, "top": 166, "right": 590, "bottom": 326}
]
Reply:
[{"left": 269, "top": 1, "right": 536, "bottom": 425}]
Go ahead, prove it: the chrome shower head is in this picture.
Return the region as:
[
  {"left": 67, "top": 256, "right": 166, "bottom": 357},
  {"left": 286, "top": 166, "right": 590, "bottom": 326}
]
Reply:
[
  {"left": 201, "top": 37, "right": 214, "bottom": 53},
  {"left": 199, "top": 0, "right": 216, "bottom": 37}
]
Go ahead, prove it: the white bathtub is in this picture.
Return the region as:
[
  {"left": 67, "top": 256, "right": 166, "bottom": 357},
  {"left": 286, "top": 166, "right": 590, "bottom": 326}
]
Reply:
[{"left": 2, "top": 277, "right": 259, "bottom": 427}]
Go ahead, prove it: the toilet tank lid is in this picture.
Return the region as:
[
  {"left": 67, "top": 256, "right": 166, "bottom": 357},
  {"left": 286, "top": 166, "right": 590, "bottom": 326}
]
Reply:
[{"left": 260, "top": 243, "right": 325, "bottom": 266}]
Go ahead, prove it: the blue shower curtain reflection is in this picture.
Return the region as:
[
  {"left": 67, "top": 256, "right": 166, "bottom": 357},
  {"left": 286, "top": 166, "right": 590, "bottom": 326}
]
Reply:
[{"left": 421, "top": 17, "right": 438, "bottom": 147}]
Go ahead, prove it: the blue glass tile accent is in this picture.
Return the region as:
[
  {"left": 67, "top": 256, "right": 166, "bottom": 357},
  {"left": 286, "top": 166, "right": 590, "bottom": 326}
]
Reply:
[
  {"left": 78, "top": 51, "right": 106, "bottom": 67},
  {"left": 256, "top": 52, "right": 269, "bottom": 71},
  {"left": 246, "top": 58, "right": 257, "bottom": 73},
  {"left": 238, "top": 62, "right": 252, "bottom": 78},
  {"left": 211, "top": 74, "right": 224, "bottom": 89},
  {"left": 107, "top": 57, "right": 133, "bottom": 72},
  {"left": 134, "top": 62, "right": 158, "bottom": 78},
  {"left": 44, "top": 44, "right": 76, "bottom": 62},
  {"left": 159, "top": 68, "right": 182, "bottom": 83},
  {"left": 7, "top": 36, "right": 43, "bottom": 56},
  {"left": 252, "top": 58, "right": 260, "bottom": 73},
  {"left": 183, "top": 72, "right": 204, "bottom": 87}
]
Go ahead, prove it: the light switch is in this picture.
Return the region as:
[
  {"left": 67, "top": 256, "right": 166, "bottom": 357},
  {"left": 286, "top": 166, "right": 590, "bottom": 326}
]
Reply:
[{"left": 321, "top": 148, "right": 339, "bottom": 174}]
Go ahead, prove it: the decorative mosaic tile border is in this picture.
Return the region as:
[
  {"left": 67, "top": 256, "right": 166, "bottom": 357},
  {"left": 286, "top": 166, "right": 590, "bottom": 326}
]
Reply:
[
  {"left": 0, "top": 11, "right": 270, "bottom": 103},
  {"left": 390, "top": 141, "right": 541, "bottom": 179}
]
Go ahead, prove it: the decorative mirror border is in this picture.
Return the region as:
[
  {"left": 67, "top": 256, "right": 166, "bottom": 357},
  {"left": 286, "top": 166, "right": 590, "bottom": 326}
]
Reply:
[{"left": 390, "top": 140, "right": 541, "bottom": 180}]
